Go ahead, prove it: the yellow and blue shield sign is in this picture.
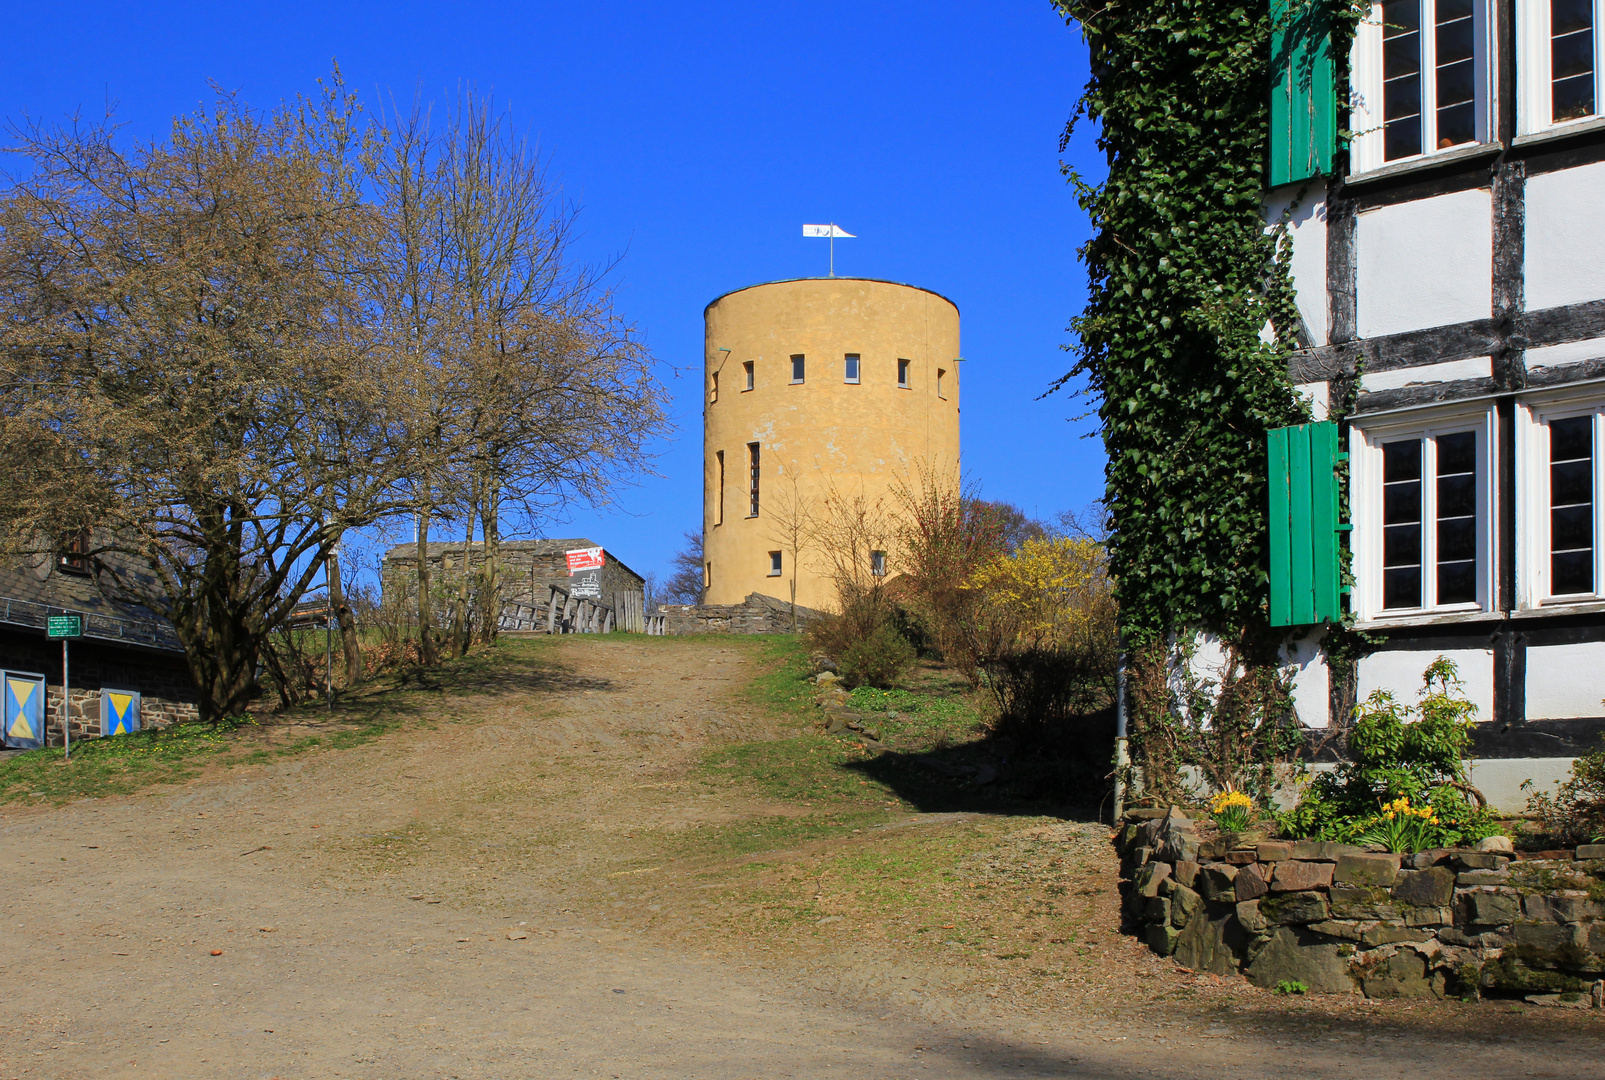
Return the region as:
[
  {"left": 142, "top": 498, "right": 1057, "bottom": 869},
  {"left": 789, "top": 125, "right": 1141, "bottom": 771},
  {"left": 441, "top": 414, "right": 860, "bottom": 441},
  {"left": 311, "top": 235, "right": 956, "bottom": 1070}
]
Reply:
[
  {"left": 3, "top": 672, "right": 46, "bottom": 750},
  {"left": 103, "top": 689, "right": 141, "bottom": 736}
]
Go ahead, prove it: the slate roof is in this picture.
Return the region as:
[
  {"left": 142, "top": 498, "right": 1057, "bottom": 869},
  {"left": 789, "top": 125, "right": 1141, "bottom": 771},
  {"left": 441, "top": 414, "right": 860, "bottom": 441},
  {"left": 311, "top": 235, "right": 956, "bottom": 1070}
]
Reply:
[{"left": 0, "top": 556, "right": 183, "bottom": 654}]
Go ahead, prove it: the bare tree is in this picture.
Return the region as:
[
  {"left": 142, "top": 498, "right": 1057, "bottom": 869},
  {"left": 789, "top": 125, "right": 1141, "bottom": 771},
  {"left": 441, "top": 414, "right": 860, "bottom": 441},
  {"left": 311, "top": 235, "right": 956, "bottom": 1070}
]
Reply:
[
  {"left": 660, "top": 531, "right": 704, "bottom": 605},
  {"left": 365, "top": 89, "right": 667, "bottom": 655},
  {"left": 0, "top": 81, "right": 408, "bottom": 719},
  {"left": 764, "top": 466, "right": 817, "bottom": 629}
]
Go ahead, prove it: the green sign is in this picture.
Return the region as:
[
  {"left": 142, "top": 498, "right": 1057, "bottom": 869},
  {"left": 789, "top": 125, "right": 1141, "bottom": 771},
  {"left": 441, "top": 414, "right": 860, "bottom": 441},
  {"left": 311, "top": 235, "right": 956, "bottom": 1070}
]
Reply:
[{"left": 46, "top": 615, "right": 83, "bottom": 639}]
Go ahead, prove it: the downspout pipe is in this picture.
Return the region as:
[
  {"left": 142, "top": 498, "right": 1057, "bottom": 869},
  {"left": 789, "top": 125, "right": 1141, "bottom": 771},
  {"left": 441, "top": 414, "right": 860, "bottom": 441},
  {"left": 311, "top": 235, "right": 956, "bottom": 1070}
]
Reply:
[{"left": 1113, "top": 631, "right": 1129, "bottom": 824}]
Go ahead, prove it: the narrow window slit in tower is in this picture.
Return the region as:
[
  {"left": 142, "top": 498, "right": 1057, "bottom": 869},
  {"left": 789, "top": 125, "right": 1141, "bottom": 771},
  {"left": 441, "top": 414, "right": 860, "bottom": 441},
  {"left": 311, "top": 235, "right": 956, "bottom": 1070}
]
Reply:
[{"left": 748, "top": 442, "right": 761, "bottom": 517}]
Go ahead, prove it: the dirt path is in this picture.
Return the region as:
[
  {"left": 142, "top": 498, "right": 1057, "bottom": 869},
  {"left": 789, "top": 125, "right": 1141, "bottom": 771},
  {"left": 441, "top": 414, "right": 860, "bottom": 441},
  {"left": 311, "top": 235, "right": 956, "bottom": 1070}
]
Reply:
[{"left": 1, "top": 636, "right": 1600, "bottom": 1079}]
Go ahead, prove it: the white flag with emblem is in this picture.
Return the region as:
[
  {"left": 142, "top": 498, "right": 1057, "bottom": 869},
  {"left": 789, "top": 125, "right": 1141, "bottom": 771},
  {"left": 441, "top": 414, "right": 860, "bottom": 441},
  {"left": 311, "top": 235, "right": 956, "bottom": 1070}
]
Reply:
[{"left": 802, "top": 224, "right": 855, "bottom": 238}]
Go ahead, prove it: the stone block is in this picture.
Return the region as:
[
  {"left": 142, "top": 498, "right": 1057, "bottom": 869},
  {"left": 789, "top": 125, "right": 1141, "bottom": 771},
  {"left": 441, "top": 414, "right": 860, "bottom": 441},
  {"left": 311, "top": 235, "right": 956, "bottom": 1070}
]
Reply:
[
  {"left": 1451, "top": 851, "right": 1507, "bottom": 871},
  {"left": 1392, "top": 867, "right": 1455, "bottom": 908},
  {"left": 1477, "top": 835, "right": 1515, "bottom": 853},
  {"left": 1244, "top": 926, "right": 1355, "bottom": 994},
  {"left": 1271, "top": 860, "right": 1335, "bottom": 893},
  {"left": 1403, "top": 905, "right": 1453, "bottom": 928},
  {"left": 1131, "top": 846, "right": 1154, "bottom": 868},
  {"left": 1198, "top": 864, "right": 1239, "bottom": 904},
  {"left": 1146, "top": 921, "right": 1181, "bottom": 956},
  {"left": 1173, "top": 860, "right": 1201, "bottom": 889},
  {"left": 1576, "top": 844, "right": 1605, "bottom": 860},
  {"left": 1523, "top": 894, "right": 1588, "bottom": 924},
  {"left": 1307, "top": 919, "right": 1364, "bottom": 942},
  {"left": 1463, "top": 890, "right": 1520, "bottom": 927},
  {"left": 1223, "top": 849, "right": 1259, "bottom": 866},
  {"left": 1357, "top": 949, "right": 1444, "bottom": 999},
  {"left": 1172, "top": 909, "right": 1247, "bottom": 976},
  {"left": 1236, "top": 899, "right": 1266, "bottom": 935},
  {"left": 1142, "top": 895, "right": 1170, "bottom": 924},
  {"left": 1591, "top": 924, "right": 1605, "bottom": 956},
  {"left": 1234, "top": 863, "right": 1269, "bottom": 902},
  {"left": 1334, "top": 853, "right": 1399, "bottom": 888},
  {"left": 1159, "top": 835, "right": 1199, "bottom": 863},
  {"left": 1261, "top": 890, "right": 1331, "bottom": 926},
  {"left": 1457, "top": 869, "right": 1511, "bottom": 887},
  {"left": 1123, "top": 807, "right": 1170, "bottom": 822},
  {"left": 1361, "top": 921, "right": 1430, "bottom": 947},
  {"left": 1171, "top": 884, "right": 1203, "bottom": 928},
  {"left": 1257, "top": 841, "right": 1293, "bottom": 862},
  {"left": 1329, "top": 886, "right": 1401, "bottom": 921},
  {"left": 1197, "top": 838, "right": 1229, "bottom": 861},
  {"left": 1133, "top": 860, "right": 1172, "bottom": 899},
  {"left": 1515, "top": 923, "right": 1588, "bottom": 970}
]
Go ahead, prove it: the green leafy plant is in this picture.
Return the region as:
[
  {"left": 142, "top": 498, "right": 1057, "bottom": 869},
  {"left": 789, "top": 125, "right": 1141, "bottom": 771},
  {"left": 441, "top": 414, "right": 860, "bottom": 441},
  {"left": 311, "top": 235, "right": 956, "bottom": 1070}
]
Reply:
[
  {"left": 1525, "top": 738, "right": 1605, "bottom": 846},
  {"left": 1210, "top": 788, "right": 1255, "bottom": 833},
  {"left": 1354, "top": 797, "right": 1442, "bottom": 855},
  {"left": 1274, "top": 979, "right": 1308, "bottom": 995},
  {"left": 1278, "top": 658, "right": 1495, "bottom": 847},
  {"left": 837, "top": 624, "right": 916, "bottom": 690}
]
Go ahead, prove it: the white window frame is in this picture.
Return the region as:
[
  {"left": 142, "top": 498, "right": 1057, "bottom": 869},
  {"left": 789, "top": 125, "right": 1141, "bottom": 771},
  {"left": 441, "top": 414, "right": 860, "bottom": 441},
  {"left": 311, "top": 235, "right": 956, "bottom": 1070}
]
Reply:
[
  {"left": 1518, "top": 0, "right": 1605, "bottom": 134},
  {"left": 1351, "top": 403, "right": 1497, "bottom": 622},
  {"left": 768, "top": 550, "right": 783, "bottom": 577},
  {"left": 897, "top": 359, "right": 910, "bottom": 389},
  {"left": 790, "top": 354, "right": 805, "bottom": 384},
  {"left": 1349, "top": 0, "right": 1496, "bottom": 174},
  {"left": 844, "top": 353, "right": 860, "bottom": 384},
  {"left": 1516, "top": 390, "right": 1605, "bottom": 606}
]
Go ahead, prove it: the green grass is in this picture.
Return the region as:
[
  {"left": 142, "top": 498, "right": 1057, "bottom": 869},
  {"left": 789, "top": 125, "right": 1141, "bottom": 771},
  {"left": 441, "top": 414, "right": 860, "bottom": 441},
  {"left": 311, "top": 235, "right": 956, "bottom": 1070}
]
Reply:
[
  {"left": 0, "top": 718, "right": 245, "bottom": 805},
  {"left": 0, "top": 634, "right": 562, "bottom": 806}
]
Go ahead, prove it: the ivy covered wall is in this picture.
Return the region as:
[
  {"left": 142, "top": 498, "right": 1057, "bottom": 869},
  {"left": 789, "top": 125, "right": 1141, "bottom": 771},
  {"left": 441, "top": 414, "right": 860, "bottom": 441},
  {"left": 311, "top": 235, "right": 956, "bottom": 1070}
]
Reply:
[{"left": 1052, "top": 0, "right": 1318, "bottom": 650}]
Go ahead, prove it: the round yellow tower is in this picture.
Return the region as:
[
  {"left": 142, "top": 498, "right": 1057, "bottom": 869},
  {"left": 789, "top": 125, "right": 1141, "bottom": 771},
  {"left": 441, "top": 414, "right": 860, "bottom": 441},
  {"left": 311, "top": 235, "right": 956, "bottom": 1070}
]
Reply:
[{"left": 702, "top": 277, "right": 961, "bottom": 610}]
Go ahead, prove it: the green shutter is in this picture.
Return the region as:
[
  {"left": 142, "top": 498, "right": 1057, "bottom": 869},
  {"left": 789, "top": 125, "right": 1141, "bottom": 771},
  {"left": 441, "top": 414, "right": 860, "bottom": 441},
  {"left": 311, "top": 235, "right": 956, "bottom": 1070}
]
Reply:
[
  {"left": 1268, "top": 420, "right": 1343, "bottom": 627},
  {"left": 1269, "top": 0, "right": 1337, "bottom": 188}
]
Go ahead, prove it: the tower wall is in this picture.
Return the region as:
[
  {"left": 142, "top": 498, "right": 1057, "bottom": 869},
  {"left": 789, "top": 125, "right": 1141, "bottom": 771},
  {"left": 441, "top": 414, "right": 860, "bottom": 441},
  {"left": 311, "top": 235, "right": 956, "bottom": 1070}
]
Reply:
[{"left": 701, "top": 277, "right": 961, "bottom": 610}]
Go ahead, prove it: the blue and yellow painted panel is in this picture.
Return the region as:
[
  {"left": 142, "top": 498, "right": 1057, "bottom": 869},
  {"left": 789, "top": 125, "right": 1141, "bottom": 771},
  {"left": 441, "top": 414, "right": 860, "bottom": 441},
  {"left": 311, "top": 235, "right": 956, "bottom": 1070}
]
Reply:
[
  {"left": 103, "top": 689, "right": 141, "bottom": 736},
  {"left": 3, "top": 671, "right": 46, "bottom": 750}
]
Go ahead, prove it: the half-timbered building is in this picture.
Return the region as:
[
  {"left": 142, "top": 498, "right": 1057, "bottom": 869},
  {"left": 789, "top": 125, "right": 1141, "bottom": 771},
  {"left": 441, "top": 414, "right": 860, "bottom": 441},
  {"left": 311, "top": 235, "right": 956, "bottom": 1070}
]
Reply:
[{"left": 1265, "top": 0, "right": 1605, "bottom": 807}]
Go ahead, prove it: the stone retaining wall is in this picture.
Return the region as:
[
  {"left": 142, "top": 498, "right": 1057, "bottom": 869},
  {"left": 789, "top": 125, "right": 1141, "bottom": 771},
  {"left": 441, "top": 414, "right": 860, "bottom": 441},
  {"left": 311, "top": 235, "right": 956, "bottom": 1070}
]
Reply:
[
  {"left": 659, "top": 593, "right": 824, "bottom": 635},
  {"left": 1118, "top": 808, "right": 1605, "bottom": 1004}
]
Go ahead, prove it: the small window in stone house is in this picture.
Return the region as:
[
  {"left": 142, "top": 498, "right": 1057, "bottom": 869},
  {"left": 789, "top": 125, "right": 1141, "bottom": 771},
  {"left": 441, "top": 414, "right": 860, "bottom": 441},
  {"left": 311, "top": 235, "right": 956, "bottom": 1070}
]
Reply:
[
  {"left": 710, "top": 370, "right": 719, "bottom": 403},
  {"left": 768, "top": 551, "right": 782, "bottom": 576},
  {"left": 844, "top": 354, "right": 860, "bottom": 383},
  {"left": 897, "top": 359, "right": 910, "bottom": 388},
  {"left": 937, "top": 368, "right": 946, "bottom": 399},
  {"left": 871, "top": 550, "right": 887, "bottom": 577},
  {"left": 790, "top": 355, "right": 805, "bottom": 383},
  {"left": 743, "top": 361, "right": 755, "bottom": 391}
]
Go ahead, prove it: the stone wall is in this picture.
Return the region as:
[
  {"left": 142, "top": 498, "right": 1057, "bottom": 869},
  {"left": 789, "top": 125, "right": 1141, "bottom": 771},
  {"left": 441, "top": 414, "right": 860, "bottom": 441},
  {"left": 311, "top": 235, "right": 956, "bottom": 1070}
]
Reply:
[
  {"left": 659, "top": 592, "right": 824, "bottom": 635},
  {"left": 1, "top": 627, "right": 199, "bottom": 745},
  {"left": 1118, "top": 808, "right": 1605, "bottom": 1005}
]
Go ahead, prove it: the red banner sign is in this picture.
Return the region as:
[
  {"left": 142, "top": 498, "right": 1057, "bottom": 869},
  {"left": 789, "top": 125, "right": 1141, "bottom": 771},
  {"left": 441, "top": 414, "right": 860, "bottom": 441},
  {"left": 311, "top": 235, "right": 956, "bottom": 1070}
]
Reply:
[{"left": 565, "top": 547, "right": 604, "bottom": 573}]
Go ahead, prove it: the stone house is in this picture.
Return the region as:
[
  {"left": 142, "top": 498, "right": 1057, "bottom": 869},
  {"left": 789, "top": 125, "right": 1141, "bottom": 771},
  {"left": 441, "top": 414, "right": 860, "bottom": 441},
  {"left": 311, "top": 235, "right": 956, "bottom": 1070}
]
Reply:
[{"left": 1, "top": 546, "right": 198, "bottom": 749}]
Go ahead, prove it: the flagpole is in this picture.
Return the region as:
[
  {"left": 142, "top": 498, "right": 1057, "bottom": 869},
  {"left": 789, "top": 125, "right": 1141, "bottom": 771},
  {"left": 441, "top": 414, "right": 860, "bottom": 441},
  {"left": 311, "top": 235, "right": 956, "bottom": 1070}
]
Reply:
[{"left": 829, "top": 223, "right": 834, "bottom": 277}]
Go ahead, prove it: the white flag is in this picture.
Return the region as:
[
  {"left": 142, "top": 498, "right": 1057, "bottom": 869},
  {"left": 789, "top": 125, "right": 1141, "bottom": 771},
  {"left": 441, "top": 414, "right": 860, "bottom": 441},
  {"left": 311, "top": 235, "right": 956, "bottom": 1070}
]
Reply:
[{"left": 803, "top": 224, "right": 855, "bottom": 238}]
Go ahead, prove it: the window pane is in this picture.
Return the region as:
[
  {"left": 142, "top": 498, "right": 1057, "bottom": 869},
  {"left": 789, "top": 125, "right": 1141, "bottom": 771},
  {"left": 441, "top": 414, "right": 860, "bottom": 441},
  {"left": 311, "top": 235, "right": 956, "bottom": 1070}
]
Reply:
[
  {"left": 1382, "top": 438, "right": 1423, "bottom": 609},
  {"left": 845, "top": 354, "right": 859, "bottom": 381},
  {"left": 1552, "top": 0, "right": 1597, "bottom": 120},
  {"left": 1549, "top": 416, "right": 1594, "bottom": 594},
  {"left": 1383, "top": 0, "right": 1424, "bottom": 160},
  {"left": 1435, "top": 0, "right": 1477, "bottom": 148},
  {"left": 791, "top": 355, "right": 805, "bottom": 381}
]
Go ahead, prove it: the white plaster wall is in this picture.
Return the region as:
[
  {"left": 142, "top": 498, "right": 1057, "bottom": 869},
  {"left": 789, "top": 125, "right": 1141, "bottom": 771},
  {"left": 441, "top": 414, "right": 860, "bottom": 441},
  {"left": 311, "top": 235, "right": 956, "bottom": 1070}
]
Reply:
[
  {"left": 1359, "top": 356, "right": 1491, "bottom": 392},
  {"left": 1526, "top": 161, "right": 1605, "bottom": 311},
  {"left": 1265, "top": 185, "right": 1329, "bottom": 345},
  {"left": 1356, "top": 188, "right": 1491, "bottom": 337},
  {"left": 1280, "top": 630, "right": 1330, "bottom": 728},
  {"left": 1526, "top": 337, "right": 1605, "bottom": 369},
  {"left": 1467, "top": 758, "right": 1577, "bottom": 813},
  {"left": 1295, "top": 380, "right": 1330, "bottom": 421},
  {"left": 1525, "top": 642, "right": 1605, "bottom": 719},
  {"left": 1356, "top": 647, "right": 1495, "bottom": 721}
]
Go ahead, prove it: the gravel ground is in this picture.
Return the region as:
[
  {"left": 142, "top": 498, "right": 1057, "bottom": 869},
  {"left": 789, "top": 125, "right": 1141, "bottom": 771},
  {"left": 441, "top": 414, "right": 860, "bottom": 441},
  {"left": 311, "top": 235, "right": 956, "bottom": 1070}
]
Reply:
[{"left": 1, "top": 635, "right": 1600, "bottom": 1080}]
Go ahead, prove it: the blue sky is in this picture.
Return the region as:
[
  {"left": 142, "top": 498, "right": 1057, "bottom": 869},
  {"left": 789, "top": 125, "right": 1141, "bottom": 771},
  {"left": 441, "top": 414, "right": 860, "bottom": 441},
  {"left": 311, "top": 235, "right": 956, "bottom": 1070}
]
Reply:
[{"left": 3, "top": 1, "right": 1105, "bottom": 587}]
